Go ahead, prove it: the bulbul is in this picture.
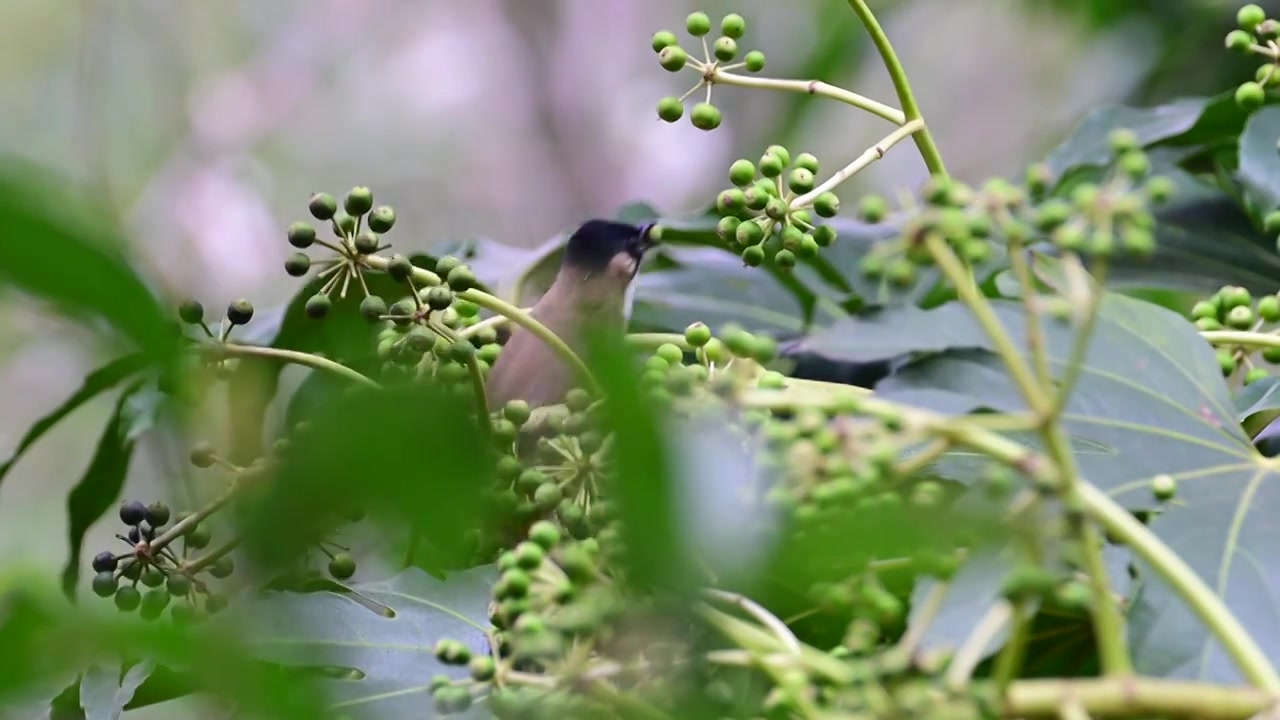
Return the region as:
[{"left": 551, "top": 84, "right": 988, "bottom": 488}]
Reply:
[{"left": 485, "top": 219, "right": 656, "bottom": 411}]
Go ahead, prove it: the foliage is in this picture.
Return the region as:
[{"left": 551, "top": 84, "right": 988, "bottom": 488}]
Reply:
[{"left": 5, "top": 2, "right": 1280, "bottom": 720}]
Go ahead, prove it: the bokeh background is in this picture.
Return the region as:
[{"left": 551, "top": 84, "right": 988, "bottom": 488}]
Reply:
[{"left": 0, "top": 0, "right": 1269, "bottom": 715}]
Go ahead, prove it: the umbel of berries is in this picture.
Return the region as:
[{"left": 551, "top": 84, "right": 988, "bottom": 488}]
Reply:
[{"left": 652, "top": 11, "right": 766, "bottom": 131}]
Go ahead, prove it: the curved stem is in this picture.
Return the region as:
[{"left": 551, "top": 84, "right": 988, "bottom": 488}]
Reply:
[
  {"left": 701, "top": 589, "right": 801, "bottom": 655},
  {"left": 844, "top": 0, "right": 947, "bottom": 175},
  {"left": 213, "top": 343, "right": 379, "bottom": 389},
  {"left": 709, "top": 70, "right": 905, "bottom": 125},
  {"left": 427, "top": 320, "right": 492, "bottom": 433},
  {"left": 789, "top": 119, "right": 923, "bottom": 209}
]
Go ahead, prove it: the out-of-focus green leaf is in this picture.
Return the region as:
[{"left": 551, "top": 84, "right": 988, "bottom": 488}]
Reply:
[
  {"left": 238, "top": 382, "right": 490, "bottom": 576},
  {"left": 0, "top": 161, "right": 178, "bottom": 371},
  {"left": 59, "top": 382, "right": 163, "bottom": 599},
  {"left": 233, "top": 566, "right": 496, "bottom": 720},
  {"left": 0, "top": 354, "right": 147, "bottom": 491},
  {"left": 907, "top": 549, "right": 1015, "bottom": 658},
  {"left": 1238, "top": 105, "right": 1280, "bottom": 214},
  {"left": 1042, "top": 98, "right": 1210, "bottom": 181},
  {"left": 78, "top": 660, "right": 154, "bottom": 720},
  {"left": 1234, "top": 376, "right": 1280, "bottom": 438},
  {"left": 854, "top": 295, "right": 1279, "bottom": 682}
]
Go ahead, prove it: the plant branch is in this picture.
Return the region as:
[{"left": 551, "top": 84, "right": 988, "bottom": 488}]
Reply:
[
  {"left": 708, "top": 69, "right": 905, "bottom": 125},
  {"left": 701, "top": 589, "right": 801, "bottom": 655},
  {"left": 211, "top": 343, "right": 379, "bottom": 389},
  {"left": 1003, "top": 677, "right": 1279, "bottom": 719},
  {"left": 844, "top": 0, "right": 947, "bottom": 175},
  {"left": 944, "top": 598, "right": 1012, "bottom": 691},
  {"left": 789, "top": 119, "right": 923, "bottom": 209}
]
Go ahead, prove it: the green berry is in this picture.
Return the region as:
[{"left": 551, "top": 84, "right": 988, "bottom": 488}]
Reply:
[
  {"left": 514, "top": 541, "right": 546, "bottom": 570},
  {"left": 344, "top": 186, "right": 373, "bottom": 216},
  {"left": 1236, "top": 81, "right": 1266, "bottom": 110},
  {"left": 858, "top": 195, "right": 889, "bottom": 223},
  {"left": 796, "top": 235, "right": 820, "bottom": 259},
  {"left": 744, "top": 50, "right": 765, "bottom": 72},
  {"left": 1239, "top": 3, "right": 1267, "bottom": 31},
  {"left": 368, "top": 206, "right": 396, "bottom": 233},
  {"left": 1190, "top": 300, "right": 1219, "bottom": 320},
  {"left": 528, "top": 520, "right": 560, "bottom": 550},
  {"left": 186, "top": 525, "right": 211, "bottom": 550},
  {"left": 114, "top": 586, "right": 141, "bottom": 612},
  {"left": 658, "top": 45, "right": 687, "bottom": 72},
  {"left": 92, "top": 571, "right": 118, "bottom": 598},
  {"left": 657, "top": 96, "right": 683, "bottom": 123},
  {"left": 685, "top": 322, "right": 712, "bottom": 347},
  {"left": 167, "top": 573, "right": 192, "bottom": 597},
  {"left": 1108, "top": 128, "right": 1140, "bottom": 154},
  {"left": 691, "top": 102, "right": 722, "bottom": 131},
  {"left": 1118, "top": 150, "right": 1150, "bottom": 179},
  {"left": 657, "top": 343, "right": 684, "bottom": 364},
  {"left": 794, "top": 153, "right": 819, "bottom": 174},
  {"left": 287, "top": 221, "right": 316, "bottom": 248},
  {"left": 360, "top": 295, "right": 387, "bottom": 322},
  {"left": 728, "top": 159, "right": 756, "bottom": 187},
  {"left": 329, "top": 553, "right": 356, "bottom": 580},
  {"left": 1227, "top": 305, "right": 1256, "bottom": 329},
  {"left": 1248, "top": 367, "right": 1270, "bottom": 385},
  {"left": 503, "top": 400, "right": 531, "bottom": 426},
  {"left": 354, "top": 230, "right": 379, "bottom": 254},
  {"left": 145, "top": 502, "right": 170, "bottom": 527},
  {"left": 178, "top": 300, "right": 204, "bottom": 325},
  {"left": 1219, "top": 349, "right": 1237, "bottom": 376},
  {"left": 284, "top": 252, "right": 311, "bottom": 277},
  {"left": 1265, "top": 210, "right": 1280, "bottom": 236},
  {"left": 735, "top": 220, "right": 764, "bottom": 247},
  {"left": 774, "top": 249, "right": 796, "bottom": 269},
  {"left": 1120, "top": 227, "right": 1154, "bottom": 257},
  {"left": 1260, "top": 295, "right": 1280, "bottom": 322},
  {"left": 447, "top": 265, "right": 477, "bottom": 292},
  {"left": 788, "top": 168, "right": 815, "bottom": 194},
  {"left": 652, "top": 30, "right": 678, "bottom": 52},
  {"left": 534, "top": 482, "right": 563, "bottom": 511},
  {"left": 716, "top": 216, "right": 741, "bottom": 242},
  {"left": 813, "top": 192, "right": 839, "bottom": 218},
  {"left": 308, "top": 193, "right": 337, "bottom": 221},
  {"left": 226, "top": 299, "right": 254, "bottom": 326},
  {"left": 765, "top": 197, "right": 787, "bottom": 220},
  {"left": 758, "top": 152, "right": 784, "bottom": 178},
  {"left": 425, "top": 286, "right": 453, "bottom": 311},
  {"left": 387, "top": 254, "right": 415, "bottom": 282},
  {"left": 1263, "top": 346, "right": 1280, "bottom": 363},
  {"left": 721, "top": 13, "right": 746, "bottom": 38},
  {"left": 716, "top": 188, "right": 746, "bottom": 215},
  {"left": 1196, "top": 317, "right": 1223, "bottom": 332},
  {"left": 139, "top": 589, "right": 169, "bottom": 621},
  {"left": 813, "top": 225, "right": 837, "bottom": 247},
  {"left": 333, "top": 212, "right": 356, "bottom": 237},
  {"left": 1222, "top": 285, "right": 1253, "bottom": 309},
  {"left": 305, "top": 293, "right": 332, "bottom": 319},
  {"left": 686, "top": 11, "right": 712, "bottom": 36},
  {"left": 1227, "top": 29, "right": 1257, "bottom": 52},
  {"left": 757, "top": 370, "right": 787, "bottom": 389},
  {"left": 210, "top": 554, "right": 235, "bottom": 579},
  {"left": 742, "top": 245, "right": 765, "bottom": 266},
  {"left": 713, "top": 36, "right": 738, "bottom": 62},
  {"left": 1151, "top": 474, "right": 1177, "bottom": 501}
]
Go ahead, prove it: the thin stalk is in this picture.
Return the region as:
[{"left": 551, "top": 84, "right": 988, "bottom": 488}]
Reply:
[{"left": 709, "top": 70, "right": 905, "bottom": 125}]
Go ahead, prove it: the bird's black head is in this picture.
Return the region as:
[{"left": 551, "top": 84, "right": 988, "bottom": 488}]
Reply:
[{"left": 562, "top": 219, "right": 657, "bottom": 274}]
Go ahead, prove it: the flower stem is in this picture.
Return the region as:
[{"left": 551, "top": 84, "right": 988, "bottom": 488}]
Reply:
[
  {"left": 213, "top": 343, "right": 379, "bottom": 389},
  {"left": 789, "top": 119, "right": 923, "bottom": 209},
  {"left": 709, "top": 70, "right": 905, "bottom": 125}
]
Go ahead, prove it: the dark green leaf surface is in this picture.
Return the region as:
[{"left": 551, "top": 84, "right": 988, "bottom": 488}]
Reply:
[
  {"left": 1238, "top": 105, "right": 1280, "bottom": 214},
  {"left": 1043, "top": 98, "right": 1209, "bottom": 181},
  {"left": 59, "top": 382, "right": 162, "bottom": 599},
  {"left": 237, "top": 566, "right": 496, "bottom": 719},
  {"left": 0, "top": 162, "right": 177, "bottom": 371},
  {"left": 846, "top": 295, "right": 1277, "bottom": 682},
  {"left": 79, "top": 660, "right": 154, "bottom": 720},
  {"left": 1234, "top": 376, "right": 1280, "bottom": 424},
  {"left": 0, "top": 354, "right": 147, "bottom": 491},
  {"left": 906, "top": 549, "right": 1015, "bottom": 658}
]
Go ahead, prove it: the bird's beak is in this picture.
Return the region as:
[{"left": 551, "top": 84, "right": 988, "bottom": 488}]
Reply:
[{"left": 631, "top": 223, "right": 660, "bottom": 257}]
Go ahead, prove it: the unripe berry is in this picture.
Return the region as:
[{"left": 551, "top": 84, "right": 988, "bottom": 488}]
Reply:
[
  {"left": 1151, "top": 474, "right": 1177, "bottom": 501},
  {"left": 1236, "top": 81, "right": 1266, "bottom": 110},
  {"left": 797, "top": 235, "right": 820, "bottom": 259},
  {"left": 652, "top": 30, "right": 678, "bottom": 52},
  {"left": 716, "top": 188, "right": 746, "bottom": 216},
  {"left": 344, "top": 186, "right": 373, "bottom": 216},
  {"left": 1260, "top": 294, "right": 1280, "bottom": 322},
  {"left": 1107, "top": 128, "right": 1140, "bottom": 154},
  {"left": 758, "top": 152, "right": 784, "bottom": 178},
  {"left": 858, "top": 195, "right": 889, "bottom": 223},
  {"left": 685, "top": 322, "right": 712, "bottom": 347},
  {"left": 92, "top": 571, "right": 117, "bottom": 598},
  {"left": 227, "top": 299, "right": 254, "bottom": 325},
  {"left": 287, "top": 221, "right": 316, "bottom": 248},
  {"left": 744, "top": 50, "right": 765, "bottom": 72},
  {"left": 713, "top": 36, "right": 738, "bottom": 62},
  {"left": 813, "top": 192, "right": 840, "bottom": 218},
  {"left": 329, "top": 553, "right": 356, "bottom": 580},
  {"left": 368, "top": 206, "right": 396, "bottom": 233},
  {"left": 1227, "top": 29, "right": 1257, "bottom": 52},
  {"left": 691, "top": 102, "right": 722, "bottom": 130},
  {"left": 794, "top": 153, "right": 819, "bottom": 174},
  {"left": 114, "top": 586, "right": 142, "bottom": 612},
  {"left": 354, "top": 231, "right": 379, "bottom": 255},
  {"left": 720, "top": 13, "right": 746, "bottom": 38},
  {"left": 659, "top": 45, "right": 687, "bottom": 72},
  {"left": 765, "top": 197, "right": 787, "bottom": 220},
  {"left": 1219, "top": 349, "right": 1237, "bottom": 376},
  {"left": 333, "top": 212, "right": 356, "bottom": 237},
  {"left": 742, "top": 245, "right": 765, "bottom": 266},
  {"left": 735, "top": 220, "right": 764, "bottom": 246},
  {"left": 284, "top": 253, "right": 311, "bottom": 277},
  {"left": 657, "top": 96, "right": 683, "bottom": 123},
  {"left": 447, "top": 265, "right": 477, "bottom": 291},
  {"left": 1239, "top": 4, "right": 1267, "bottom": 32},
  {"left": 1117, "top": 151, "right": 1150, "bottom": 179},
  {"left": 716, "top": 216, "right": 741, "bottom": 242},
  {"left": 686, "top": 11, "right": 712, "bottom": 36},
  {"left": 387, "top": 254, "right": 414, "bottom": 282},
  {"left": 360, "top": 295, "right": 387, "bottom": 322},
  {"left": 178, "top": 300, "right": 204, "bottom": 325},
  {"left": 1227, "top": 305, "right": 1255, "bottom": 329},
  {"left": 813, "top": 224, "right": 837, "bottom": 247},
  {"left": 1247, "top": 367, "right": 1269, "bottom": 385},
  {"left": 305, "top": 294, "right": 331, "bottom": 319},
  {"left": 308, "top": 193, "right": 337, "bottom": 221},
  {"left": 728, "top": 159, "right": 756, "bottom": 187},
  {"left": 1265, "top": 346, "right": 1280, "bottom": 363},
  {"left": 1145, "top": 175, "right": 1175, "bottom": 203}
]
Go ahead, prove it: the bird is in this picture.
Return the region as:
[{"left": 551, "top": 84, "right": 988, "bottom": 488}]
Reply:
[{"left": 485, "top": 219, "right": 657, "bottom": 412}]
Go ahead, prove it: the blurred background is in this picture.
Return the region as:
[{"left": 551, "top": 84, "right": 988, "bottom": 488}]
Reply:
[{"left": 0, "top": 0, "right": 1267, "bottom": 679}]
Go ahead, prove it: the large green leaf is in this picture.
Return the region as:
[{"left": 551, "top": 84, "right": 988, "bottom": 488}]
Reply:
[
  {"left": 79, "top": 660, "right": 154, "bottom": 720},
  {"left": 59, "top": 382, "right": 163, "bottom": 599},
  {"left": 1042, "top": 98, "right": 1211, "bottom": 181},
  {"left": 0, "top": 161, "right": 178, "bottom": 371},
  {"left": 0, "top": 354, "right": 148, "bottom": 491},
  {"left": 235, "top": 566, "right": 496, "bottom": 719},
  {"left": 814, "top": 295, "right": 1276, "bottom": 682},
  {"left": 1238, "top": 105, "right": 1280, "bottom": 214}
]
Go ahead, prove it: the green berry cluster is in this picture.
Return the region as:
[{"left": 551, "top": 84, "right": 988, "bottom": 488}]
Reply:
[
  {"left": 639, "top": 323, "right": 781, "bottom": 409},
  {"left": 712, "top": 145, "right": 840, "bottom": 269},
  {"left": 652, "top": 12, "right": 767, "bottom": 130},
  {"left": 1193, "top": 284, "right": 1280, "bottom": 385},
  {"left": 88, "top": 498, "right": 230, "bottom": 623},
  {"left": 1225, "top": 4, "right": 1280, "bottom": 110}
]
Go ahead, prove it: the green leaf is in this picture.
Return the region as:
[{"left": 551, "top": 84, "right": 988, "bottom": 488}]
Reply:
[
  {"left": 1238, "top": 105, "right": 1280, "bottom": 214},
  {"left": 237, "top": 566, "right": 496, "bottom": 719},
  {"left": 79, "top": 660, "right": 154, "bottom": 720},
  {"left": 0, "top": 354, "right": 147, "bottom": 491},
  {"left": 0, "top": 161, "right": 177, "bottom": 371},
  {"left": 844, "top": 295, "right": 1278, "bottom": 682},
  {"left": 1235, "top": 376, "right": 1280, "bottom": 426},
  {"left": 59, "top": 382, "right": 163, "bottom": 599},
  {"left": 906, "top": 549, "right": 1015, "bottom": 658},
  {"left": 1042, "top": 98, "right": 1210, "bottom": 181}
]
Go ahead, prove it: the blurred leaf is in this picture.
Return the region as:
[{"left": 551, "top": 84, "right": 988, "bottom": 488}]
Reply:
[
  {"left": 1042, "top": 98, "right": 1210, "bottom": 181},
  {"left": 225, "top": 258, "right": 429, "bottom": 464},
  {"left": 1235, "top": 376, "right": 1280, "bottom": 432},
  {"left": 234, "top": 566, "right": 495, "bottom": 720},
  {"left": 907, "top": 550, "right": 1015, "bottom": 658},
  {"left": 587, "top": 332, "right": 690, "bottom": 594},
  {"left": 0, "top": 161, "right": 177, "bottom": 371},
  {"left": 1238, "top": 105, "right": 1280, "bottom": 214},
  {"left": 239, "top": 382, "right": 490, "bottom": 576},
  {"left": 786, "top": 302, "right": 997, "bottom": 363},
  {"left": 78, "top": 660, "right": 153, "bottom": 720},
  {"left": 862, "top": 295, "right": 1279, "bottom": 682},
  {"left": 1155, "top": 92, "right": 1250, "bottom": 151},
  {"left": 0, "top": 354, "right": 147, "bottom": 491},
  {"left": 59, "top": 382, "right": 163, "bottom": 599}
]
